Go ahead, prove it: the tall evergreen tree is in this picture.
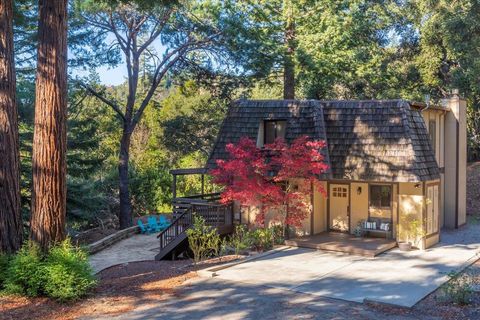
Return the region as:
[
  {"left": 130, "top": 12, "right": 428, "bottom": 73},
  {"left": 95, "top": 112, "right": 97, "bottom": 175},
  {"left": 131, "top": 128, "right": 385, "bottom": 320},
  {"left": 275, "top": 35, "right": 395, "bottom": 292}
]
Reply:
[
  {"left": 30, "top": 0, "right": 68, "bottom": 250},
  {"left": 0, "top": 0, "right": 23, "bottom": 253},
  {"left": 78, "top": 0, "right": 270, "bottom": 228}
]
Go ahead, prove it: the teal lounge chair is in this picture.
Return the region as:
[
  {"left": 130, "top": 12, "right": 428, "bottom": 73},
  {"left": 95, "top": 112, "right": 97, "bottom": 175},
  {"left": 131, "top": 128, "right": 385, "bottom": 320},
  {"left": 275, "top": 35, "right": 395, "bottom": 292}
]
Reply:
[
  {"left": 158, "top": 215, "right": 170, "bottom": 230},
  {"left": 147, "top": 216, "right": 161, "bottom": 232},
  {"left": 138, "top": 220, "right": 151, "bottom": 233}
]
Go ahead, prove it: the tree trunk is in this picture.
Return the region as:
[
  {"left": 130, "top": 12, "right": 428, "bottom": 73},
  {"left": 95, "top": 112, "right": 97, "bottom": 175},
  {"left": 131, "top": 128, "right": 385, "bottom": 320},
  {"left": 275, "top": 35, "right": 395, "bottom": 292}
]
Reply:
[
  {"left": 118, "top": 128, "right": 133, "bottom": 229},
  {"left": 283, "top": 1, "right": 295, "bottom": 100},
  {"left": 0, "top": 0, "right": 23, "bottom": 253},
  {"left": 30, "top": 0, "right": 68, "bottom": 250}
]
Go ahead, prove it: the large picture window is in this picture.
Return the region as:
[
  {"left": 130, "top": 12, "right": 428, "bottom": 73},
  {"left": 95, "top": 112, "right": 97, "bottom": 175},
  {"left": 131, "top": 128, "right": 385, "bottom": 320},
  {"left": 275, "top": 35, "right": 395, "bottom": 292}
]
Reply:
[
  {"left": 369, "top": 185, "right": 392, "bottom": 209},
  {"left": 264, "top": 120, "right": 286, "bottom": 144}
]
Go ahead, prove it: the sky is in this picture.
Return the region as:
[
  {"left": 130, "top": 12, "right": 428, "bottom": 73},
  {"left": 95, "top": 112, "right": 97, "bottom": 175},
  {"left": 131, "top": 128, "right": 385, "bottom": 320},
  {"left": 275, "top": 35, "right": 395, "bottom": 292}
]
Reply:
[{"left": 72, "top": 34, "right": 167, "bottom": 86}]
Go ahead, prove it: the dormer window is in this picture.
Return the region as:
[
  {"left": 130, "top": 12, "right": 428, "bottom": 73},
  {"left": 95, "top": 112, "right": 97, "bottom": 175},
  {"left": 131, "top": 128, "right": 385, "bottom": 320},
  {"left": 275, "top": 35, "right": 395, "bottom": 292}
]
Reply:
[{"left": 264, "top": 120, "right": 286, "bottom": 144}]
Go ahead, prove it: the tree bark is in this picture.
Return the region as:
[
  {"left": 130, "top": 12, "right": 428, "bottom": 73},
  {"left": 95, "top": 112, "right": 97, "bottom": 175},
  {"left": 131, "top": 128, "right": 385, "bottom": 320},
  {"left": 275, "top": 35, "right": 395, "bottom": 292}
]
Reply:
[
  {"left": 30, "top": 0, "right": 68, "bottom": 250},
  {"left": 283, "top": 1, "right": 295, "bottom": 100},
  {"left": 118, "top": 128, "right": 133, "bottom": 229},
  {"left": 0, "top": 0, "right": 23, "bottom": 253}
]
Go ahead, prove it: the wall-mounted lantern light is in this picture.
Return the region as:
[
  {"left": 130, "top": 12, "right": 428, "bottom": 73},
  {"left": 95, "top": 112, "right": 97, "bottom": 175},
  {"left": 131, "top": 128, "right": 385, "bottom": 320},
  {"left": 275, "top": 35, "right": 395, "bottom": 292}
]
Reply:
[
  {"left": 414, "top": 183, "right": 421, "bottom": 189},
  {"left": 357, "top": 186, "right": 362, "bottom": 195}
]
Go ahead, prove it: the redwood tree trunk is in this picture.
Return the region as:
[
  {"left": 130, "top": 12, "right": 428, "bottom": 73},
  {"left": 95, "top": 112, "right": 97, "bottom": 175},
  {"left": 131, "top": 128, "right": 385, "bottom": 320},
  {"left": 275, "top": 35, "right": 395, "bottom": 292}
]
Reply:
[
  {"left": 283, "top": 2, "right": 295, "bottom": 100},
  {"left": 0, "top": 0, "right": 23, "bottom": 253},
  {"left": 30, "top": 0, "right": 68, "bottom": 250},
  {"left": 118, "top": 129, "right": 133, "bottom": 229}
]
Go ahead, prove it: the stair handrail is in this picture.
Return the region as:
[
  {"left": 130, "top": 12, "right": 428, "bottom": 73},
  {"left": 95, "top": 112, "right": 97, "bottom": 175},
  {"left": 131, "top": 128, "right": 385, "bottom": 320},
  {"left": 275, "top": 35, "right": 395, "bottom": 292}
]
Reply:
[
  {"left": 157, "top": 201, "right": 233, "bottom": 250},
  {"left": 157, "top": 206, "right": 194, "bottom": 249}
]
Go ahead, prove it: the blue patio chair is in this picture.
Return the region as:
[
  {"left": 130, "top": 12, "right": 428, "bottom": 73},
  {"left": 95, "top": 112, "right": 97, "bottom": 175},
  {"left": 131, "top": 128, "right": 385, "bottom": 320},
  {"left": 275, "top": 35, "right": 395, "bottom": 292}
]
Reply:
[
  {"left": 158, "top": 215, "right": 170, "bottom": 230},
  {"left": 147, "top": 216, "right": 161, "bottom": 232},
  {"left": 137, "top": 220, "right": 151, "bottom": 233}
]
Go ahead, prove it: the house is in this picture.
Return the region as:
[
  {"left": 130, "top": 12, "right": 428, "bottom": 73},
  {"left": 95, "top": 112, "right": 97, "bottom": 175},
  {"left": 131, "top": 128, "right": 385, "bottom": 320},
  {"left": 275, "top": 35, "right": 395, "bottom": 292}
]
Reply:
[{"left": 206, "top": 95, "right": 467, "bottom": 250}]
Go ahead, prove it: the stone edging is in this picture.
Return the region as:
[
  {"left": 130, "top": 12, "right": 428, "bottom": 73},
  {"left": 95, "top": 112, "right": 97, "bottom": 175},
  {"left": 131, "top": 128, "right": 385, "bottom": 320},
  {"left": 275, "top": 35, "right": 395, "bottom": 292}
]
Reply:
[
  {"left": 87, "top": 225, "right": 139, "bottom": 254},
  {"left": 197, "top": 245, "right": 291, "bottom": 278}
]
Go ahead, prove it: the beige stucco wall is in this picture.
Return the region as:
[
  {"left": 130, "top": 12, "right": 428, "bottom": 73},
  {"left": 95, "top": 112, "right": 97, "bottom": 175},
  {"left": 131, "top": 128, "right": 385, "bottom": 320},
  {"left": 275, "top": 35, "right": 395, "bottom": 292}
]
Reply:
[
  {"left": 313, "top": 181, "right": 327, "bottom": 234},
  {"left": 341, "top": 182, "right": 399, "bottom": 237},
  {"left": 240, "top": 179, "right": 314, "bottom": 237},
  {"left": 349, "top": 182, "right": 368, "bottom": 233},
  {"left": 398, "top": 182, "right": 425, "bottom": 249},
  {"left": 392, "top": 184, "right": 398, "bottom": 238},
  {"left": 398, "top": 181, "right": 441, "bottom": 249},
  {"left": 443, "top": 96, "right": 467, "bottom": 228}
]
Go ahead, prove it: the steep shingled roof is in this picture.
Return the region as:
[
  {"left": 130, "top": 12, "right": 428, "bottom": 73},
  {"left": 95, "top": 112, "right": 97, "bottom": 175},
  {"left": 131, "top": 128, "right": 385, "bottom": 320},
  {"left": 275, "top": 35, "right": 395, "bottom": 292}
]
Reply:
[
  {"left": 322, "top": 100, "right": 439, "bottom": 182},
  {"left": 207, "top": 99, "right": 440, "bottom": 182}
]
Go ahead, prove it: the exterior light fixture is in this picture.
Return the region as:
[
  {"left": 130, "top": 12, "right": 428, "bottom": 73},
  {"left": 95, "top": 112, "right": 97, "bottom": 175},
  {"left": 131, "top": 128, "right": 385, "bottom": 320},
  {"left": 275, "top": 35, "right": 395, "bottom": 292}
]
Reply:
[
  {"left": 414, "top": 183, "right": 421, "bottom": 189},
  {"left": 357, "top": 186, "right": 362, "bottom": 195}
]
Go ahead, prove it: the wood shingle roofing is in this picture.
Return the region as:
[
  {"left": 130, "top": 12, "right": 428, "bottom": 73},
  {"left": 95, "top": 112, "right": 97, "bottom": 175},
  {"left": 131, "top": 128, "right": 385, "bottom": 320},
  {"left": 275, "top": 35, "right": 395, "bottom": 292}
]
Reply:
[{"left": 207, "top": 99, "right": 440, "bottom": 182}]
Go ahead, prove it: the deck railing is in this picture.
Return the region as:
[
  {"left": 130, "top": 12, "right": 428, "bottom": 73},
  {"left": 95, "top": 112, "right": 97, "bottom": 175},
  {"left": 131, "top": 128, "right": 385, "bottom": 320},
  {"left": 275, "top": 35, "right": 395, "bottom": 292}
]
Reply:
[{"left": 158, "top": 199, "right": 233, "bottom": 251}]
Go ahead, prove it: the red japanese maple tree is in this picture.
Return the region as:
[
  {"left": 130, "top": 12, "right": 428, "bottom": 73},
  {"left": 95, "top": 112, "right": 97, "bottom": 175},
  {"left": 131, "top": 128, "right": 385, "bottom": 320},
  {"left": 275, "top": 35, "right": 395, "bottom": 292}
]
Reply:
[{"left": 210, "top": 136, "right": 328, "bottom": 229}]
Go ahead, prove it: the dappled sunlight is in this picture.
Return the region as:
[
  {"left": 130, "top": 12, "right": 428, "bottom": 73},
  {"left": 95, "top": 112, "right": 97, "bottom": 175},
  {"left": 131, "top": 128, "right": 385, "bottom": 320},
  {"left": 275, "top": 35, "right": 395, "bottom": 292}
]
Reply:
[{"left": 211, "top": 222, "right": 480, "bottom": 308}]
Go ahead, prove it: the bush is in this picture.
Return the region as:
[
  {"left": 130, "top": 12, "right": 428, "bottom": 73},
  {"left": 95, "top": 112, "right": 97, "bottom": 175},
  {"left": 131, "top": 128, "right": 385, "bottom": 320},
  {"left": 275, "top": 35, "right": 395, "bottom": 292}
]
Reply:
[
  {"left": 271, "top": 225, "right": 285, "bottom": 245},
  {"left": 1, "top": 240, "right": 96, "bottom": 301},
  {"left": 441, "top": 271, "right": 474, "bottom": 305},
  {"left": 0, "top": 253, "right": 10, "bottom": 290},
  {"left": 3, "top": 242, "right": 45, "bottom": 296},
  {"left": 221, "top": 225, "right": 284, "bottom": 255},
  {"left": 186, "top": 215, "right": 221, "bottom": 263},
  {"left": 43, "top": 239, "right": 96, "bottom": 301},
  {"left": 228, "top": 225, "right": 253, "bottom": 255},
  {"left": 250, "top": 228, "right": 275, "bottom": 252}
]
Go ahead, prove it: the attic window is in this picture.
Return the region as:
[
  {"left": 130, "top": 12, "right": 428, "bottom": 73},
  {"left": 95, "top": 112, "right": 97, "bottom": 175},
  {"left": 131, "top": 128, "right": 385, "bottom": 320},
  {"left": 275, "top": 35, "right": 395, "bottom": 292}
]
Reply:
[{"left": 264, "top": 120, "right": 286, "bottom": 144}]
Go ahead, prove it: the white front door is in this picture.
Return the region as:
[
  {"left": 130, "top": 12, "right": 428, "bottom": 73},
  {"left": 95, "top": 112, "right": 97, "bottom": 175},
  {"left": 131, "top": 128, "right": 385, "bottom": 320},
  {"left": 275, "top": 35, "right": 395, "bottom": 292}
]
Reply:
[{"left": 329, "top": 184, "right": 349, "bottom": 232}]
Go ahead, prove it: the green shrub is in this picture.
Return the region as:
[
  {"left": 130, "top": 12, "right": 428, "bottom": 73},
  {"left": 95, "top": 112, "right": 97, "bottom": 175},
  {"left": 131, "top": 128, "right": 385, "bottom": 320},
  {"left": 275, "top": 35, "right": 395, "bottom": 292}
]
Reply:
[
  {"left": 250, "top": 228, "right": 274, "bottom": 251},
  {"left": 0, "top": 253, "right": 10, "bottom": 290},
  {"left": 186, "top": 215, "right": 221, "bottom": 263},
  {"left": 229, "top": 225, "right": 253, "bottom": 255},
  {"left": 441, "top": 271, "right": 474, "bottom": 305},
  {"left": 43, "top": 239, "right": 96, "bottom": 301},
  {"left": 3, "top": 242, "right": 45, "bottom": 296},
  {"left": 271, "top": 225, "right": 285, "bottom": 245},
  {"left": 2, "top": 240, "right": 96, "bottom": 301}
]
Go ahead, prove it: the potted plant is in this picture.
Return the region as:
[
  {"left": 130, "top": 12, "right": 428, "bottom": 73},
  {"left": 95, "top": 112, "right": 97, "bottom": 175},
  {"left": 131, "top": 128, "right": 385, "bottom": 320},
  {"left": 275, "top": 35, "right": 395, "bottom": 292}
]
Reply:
[
  {"left": 353, "top": 220, "right": 364, "bottom": 237},
  {"left": 397, "top": 217, "right": 424, "bottom": 251}
]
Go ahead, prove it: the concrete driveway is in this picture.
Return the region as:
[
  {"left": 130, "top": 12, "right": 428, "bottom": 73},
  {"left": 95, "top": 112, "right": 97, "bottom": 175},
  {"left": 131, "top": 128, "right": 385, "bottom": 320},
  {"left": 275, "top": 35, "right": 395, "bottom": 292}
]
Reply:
[{"left": 213, "top": 224, "right": 480, "bottom": 307}]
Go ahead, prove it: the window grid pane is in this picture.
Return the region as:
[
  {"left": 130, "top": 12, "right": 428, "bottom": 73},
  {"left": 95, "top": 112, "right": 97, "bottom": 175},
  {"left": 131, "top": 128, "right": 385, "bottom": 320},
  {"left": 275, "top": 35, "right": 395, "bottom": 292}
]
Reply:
[{"left": 370, "top": 185, "right": 391, "bottom": 208}]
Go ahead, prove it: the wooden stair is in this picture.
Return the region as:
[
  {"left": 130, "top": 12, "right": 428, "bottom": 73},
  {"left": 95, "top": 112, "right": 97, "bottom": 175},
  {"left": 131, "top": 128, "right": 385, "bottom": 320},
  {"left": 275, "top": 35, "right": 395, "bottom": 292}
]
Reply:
[{"left": 156, "top": 195, "right": 234, "bottom": 260}]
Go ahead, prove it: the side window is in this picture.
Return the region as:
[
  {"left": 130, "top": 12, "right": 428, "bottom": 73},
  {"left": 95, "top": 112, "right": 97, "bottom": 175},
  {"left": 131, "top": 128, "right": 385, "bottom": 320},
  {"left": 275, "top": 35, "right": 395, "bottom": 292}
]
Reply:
[
  {"left": 264, "top": 120, "right": 286, "bottom": 144},
  {"left": 369, "top": 185, "right": 391, "bottom": 208},
  {"left": 429, "top": 120, "right": 436, "bottom": 154}
]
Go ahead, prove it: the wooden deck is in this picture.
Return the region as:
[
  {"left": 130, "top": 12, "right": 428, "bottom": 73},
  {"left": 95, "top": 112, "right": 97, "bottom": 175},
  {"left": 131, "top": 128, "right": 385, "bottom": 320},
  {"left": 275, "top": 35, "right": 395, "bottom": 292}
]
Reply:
[{"left": 285, "top": 232, "right": 397, "bottom": 257}]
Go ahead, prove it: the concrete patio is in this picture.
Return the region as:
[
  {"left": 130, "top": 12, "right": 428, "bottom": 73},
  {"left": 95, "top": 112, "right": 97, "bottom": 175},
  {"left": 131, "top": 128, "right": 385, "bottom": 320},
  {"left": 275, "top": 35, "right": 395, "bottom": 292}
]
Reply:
[
  {"left": 212, "top": 222, "right": 480, "bottom": 307},
  {"left": 89, "top": 233, "right": 159, "bottom": 273}
]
